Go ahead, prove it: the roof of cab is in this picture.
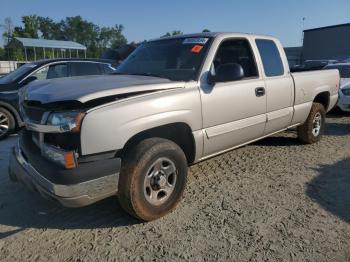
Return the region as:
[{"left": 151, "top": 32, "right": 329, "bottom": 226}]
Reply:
[{"left": 150, "top": 32, "right": 276, "bottom": 42}]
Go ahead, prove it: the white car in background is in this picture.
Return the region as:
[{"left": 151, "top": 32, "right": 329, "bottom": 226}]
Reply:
[{"left": 324, "top": 63, "right": 350, "bottom": 112}]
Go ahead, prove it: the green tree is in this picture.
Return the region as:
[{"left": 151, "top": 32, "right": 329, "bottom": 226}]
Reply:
[
  {"left": 12, "top": 15, "right": 40, "bottom": 38},
  {"left": 2, "top": 15, "right": 128, "bottom": 59},
  {"left": 98, "top": 24, "right": 127, "bottom": 49},
  {"left": 0, "top": 47, "right": 5, "bottom": 60},
  {"left": 1, "top": 17, "right": 14, "bottom": 60},
  {"left": 37, "top": 17, "right": 62, "bottom": 39},
  {"left": 202, "top": 29, "right": 210, "bottom": 32},
  {"left": 162, "top": 30, "right": 183, "bottom": 38}
]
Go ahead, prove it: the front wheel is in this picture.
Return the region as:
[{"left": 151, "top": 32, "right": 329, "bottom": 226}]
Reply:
[
  {"left": 0, "top": 107, "right": 15, "bottom": 140},
  {"left": 297, "top": 102, "right": 326, "bottom": 144},
  {"left": 118, "top": 138, "right": 188, "bottom": 221}
]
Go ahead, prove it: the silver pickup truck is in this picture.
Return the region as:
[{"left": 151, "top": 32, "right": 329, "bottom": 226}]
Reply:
[{"left": 9, "top": 32, "right": 339, "bottom": 221}]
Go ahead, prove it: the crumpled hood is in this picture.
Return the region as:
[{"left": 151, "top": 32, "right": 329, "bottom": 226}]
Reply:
[{"left": 24, "top": 74, "right": 184, "bottom": 104}]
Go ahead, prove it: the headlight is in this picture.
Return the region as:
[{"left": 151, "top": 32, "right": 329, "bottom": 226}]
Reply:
[
  {"left": 341, "top": 88, "right": 350, "bottom": 96},
  {"left": 47, "top": 111, "right": 85, "bottom": 133}
]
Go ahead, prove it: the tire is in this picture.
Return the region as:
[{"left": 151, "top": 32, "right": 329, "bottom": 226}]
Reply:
[
  {"left": 118, "top": 138, "right": 188, "bottom": 221},
  {"left": 297, "top": 102, "right": 326, "bottom": 144},
  {"left": 0, "top": 107, "right": 15, "bottom": 140}
]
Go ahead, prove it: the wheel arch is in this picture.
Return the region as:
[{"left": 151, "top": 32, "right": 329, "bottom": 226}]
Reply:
[
  {"left": 121, "top": 122, "right": 196, "bottom": 164},
  {"left": 0, "top": 101, "right": 23, "bottom": 128},
  {"left": 313, "top": 91, "right": 330, "bottom": 111}
]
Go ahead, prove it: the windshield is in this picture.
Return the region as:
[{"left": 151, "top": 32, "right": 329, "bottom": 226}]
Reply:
[
  {"left": 325, "top": 65, "right": 350, "bottom": 78},
  {"left": 0, "top": 63, "right": 37, "bottom": 84},
  {"left": 115, "top": 37, "right": 212, "bottom": 81}
]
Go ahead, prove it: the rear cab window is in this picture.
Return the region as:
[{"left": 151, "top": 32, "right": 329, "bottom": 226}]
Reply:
[{"left": 255, "top": 39, "right": 284, "bottom": 77}]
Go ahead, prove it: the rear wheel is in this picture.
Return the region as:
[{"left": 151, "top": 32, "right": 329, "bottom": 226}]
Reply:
[
  {"left": 0, "top": 107, "right": 15, "bottom": 140},
  {"left": 297, "top": 102, "right": 326, "bottom": 144},
  {"left": 118, "top": 138, "right": 188, "bottom": 221}
]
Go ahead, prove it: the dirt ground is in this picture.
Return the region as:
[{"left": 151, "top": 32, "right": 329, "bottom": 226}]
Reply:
[{"left": 0, "top": 113, "right": 349, "bottom": 262}]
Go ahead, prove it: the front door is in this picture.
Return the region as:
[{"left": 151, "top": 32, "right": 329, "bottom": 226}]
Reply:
[{"left": 200, "top": 38, "right": 267, "bottom": 156}]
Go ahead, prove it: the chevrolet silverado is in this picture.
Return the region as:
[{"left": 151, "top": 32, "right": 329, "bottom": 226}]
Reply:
[{"left": 9, "top": 32, "right": 339, "bottom": 221}]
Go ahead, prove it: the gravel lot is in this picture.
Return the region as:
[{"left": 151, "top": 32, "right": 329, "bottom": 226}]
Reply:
[{"left": 0, "top": 113, "right": 349, "bottom": 262}]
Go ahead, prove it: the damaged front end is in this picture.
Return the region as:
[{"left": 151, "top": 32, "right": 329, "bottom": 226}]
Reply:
[
  {"left": 9, "top": 97, "right": 122, "bottom": 207},
  {"left": 21, "top": 100, "right": 86, "bottom": 169},
  {"left": 9, "top": 74, "right": 184, "bottom": 207}
]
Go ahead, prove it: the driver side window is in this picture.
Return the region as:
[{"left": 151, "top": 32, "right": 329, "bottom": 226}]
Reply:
[{"left": 213, "top": 39, "right": 258, "bottom": 79}]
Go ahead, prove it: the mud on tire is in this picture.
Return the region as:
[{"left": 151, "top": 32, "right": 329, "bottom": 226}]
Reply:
[
  {"left": 118, "top": 138, "right": 188, "bottom": 221},
  {"left": 297, "top": 102, "right": 326, "bottom": 144}
]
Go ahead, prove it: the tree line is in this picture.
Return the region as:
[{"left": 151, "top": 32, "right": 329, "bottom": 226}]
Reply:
[
  {"left": 0, "top": 15, "right": 127, "bottom": 60},
  {"left": 0, "top": 15, "right": 210, "bottom": 61}
]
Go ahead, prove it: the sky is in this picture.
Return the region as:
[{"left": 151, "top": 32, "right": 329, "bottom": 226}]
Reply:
[{"left": 1, "top": 0, "right": 350, "bottom": 47}]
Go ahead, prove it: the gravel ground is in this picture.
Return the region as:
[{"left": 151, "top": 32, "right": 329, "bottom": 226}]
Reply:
[{"left": 0, "top": 113, "right": 349, "bottom": 262}]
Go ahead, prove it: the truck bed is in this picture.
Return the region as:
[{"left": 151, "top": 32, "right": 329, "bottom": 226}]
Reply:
[{"left": 290, "top": 69, "right": 339, "bottom": 125}]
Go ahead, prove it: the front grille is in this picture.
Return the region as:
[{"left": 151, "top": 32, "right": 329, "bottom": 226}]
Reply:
[
  {"left": 44, "top": 133, "right": 81, "bottom": 152},
  {"left": 22, "top": 102, "right": 47, "bottom": 123}
]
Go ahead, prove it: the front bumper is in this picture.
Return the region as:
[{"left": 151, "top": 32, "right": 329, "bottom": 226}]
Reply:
[{"left": 9, "top": 134, "right": 121, "bottom": 207}]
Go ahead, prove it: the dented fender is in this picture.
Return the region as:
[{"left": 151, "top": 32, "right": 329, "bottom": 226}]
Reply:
[{"left": 80, "top": 86, "right": 202, "bottom": 156}]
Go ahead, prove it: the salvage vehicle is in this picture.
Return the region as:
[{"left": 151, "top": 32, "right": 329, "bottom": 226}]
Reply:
[
  {"left": 9, "top": 32, "right": 339, "bottom": 221},
  {"left": 323, "top": 63, "right": 350, "bottom": 112},
  {"left": 0, "top": 58, "right": 115, "bottom": 139}
]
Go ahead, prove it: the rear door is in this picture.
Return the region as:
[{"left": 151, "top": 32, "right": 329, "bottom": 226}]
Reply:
[
  {"left": 254, "top": 38, "right": 294, "bottom": 134},
  {"left": 69, "top": 62, "right": 103, "bottom": 76},
  {"left": 200, "top": 37, "right": 267, "bottom": 156}
]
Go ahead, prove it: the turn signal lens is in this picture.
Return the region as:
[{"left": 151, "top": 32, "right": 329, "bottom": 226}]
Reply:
[
  {"left": 41, "top": 144, "right": 77, "bottom": 169},
  {"left": 64, "top": 152, "right": 77, "bottom": 169},
  {"left": 71, "top": 112, "right": 86, "bottom": 133}
]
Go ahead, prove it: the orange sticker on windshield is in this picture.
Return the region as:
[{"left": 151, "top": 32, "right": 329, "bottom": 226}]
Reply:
[{"left": 191, "top": 45, "right": 204, "bottom": 53}]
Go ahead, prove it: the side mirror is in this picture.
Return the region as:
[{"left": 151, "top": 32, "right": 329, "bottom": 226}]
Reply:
[
  {"left": 208, "top": 63, "right": 244, "bottom": 84},
  {"left": 21, "top": 76, "right": 37, "bottom": 86}
]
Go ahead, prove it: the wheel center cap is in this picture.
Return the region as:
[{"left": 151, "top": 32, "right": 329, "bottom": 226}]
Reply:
[{"left": 159, "top": 175, "right": 167, "bottom": 187}]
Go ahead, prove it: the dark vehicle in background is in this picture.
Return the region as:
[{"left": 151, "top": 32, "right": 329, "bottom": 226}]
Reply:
[
  {"left": 324, "top": 63, "right": 350, "bottom": 112},
  {"left": 100, "top": 44, "right": 137, "bottom": 67},
  {"left": 291, "top": 60, "right": 339, "bottom": 72},
  {"left": 0, "top": 58, "right": 116, "bottom": 139}
]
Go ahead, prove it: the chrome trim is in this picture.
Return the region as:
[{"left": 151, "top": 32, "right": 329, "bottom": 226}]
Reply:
[
  {"left": 24, "top": 119, "right": 71, "bottom": 133},
  {"left": 198, "top": 123, "right": 301, "bottom": 162},
  {"left": 0, "top": 90, "right": 18, "bottom": 94},
  {"left": 19, "top": 60, "right": 112, "bottom": 85},
  {"left": 24, "top": 118, "right": 75, "bottom": 133},
  {"left": 23, "top": 111, "right": 79, "bottom": 133},
  {"left": 14, "top": 142, "right": 119, "bottom": 199}
]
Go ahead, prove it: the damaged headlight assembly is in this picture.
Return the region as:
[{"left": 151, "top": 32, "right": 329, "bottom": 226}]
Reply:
[
  {"left": 40, "top": 111, "right": 85, "bottom": 169},
  {"left": 46, "top": 111, "right": 85, "bottom": 133},
  {"left": 41, "top": 143, "right": 78, "bottom": 169}
]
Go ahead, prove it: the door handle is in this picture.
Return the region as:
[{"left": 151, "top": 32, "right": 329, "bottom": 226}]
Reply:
[{"left": 255, "top": 87, "right": 265, "bottom": 97}]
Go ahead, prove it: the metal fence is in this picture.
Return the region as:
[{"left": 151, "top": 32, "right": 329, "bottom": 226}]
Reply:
[{"left": 0, "top": 61, "right": 26, "bottom": 76}]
